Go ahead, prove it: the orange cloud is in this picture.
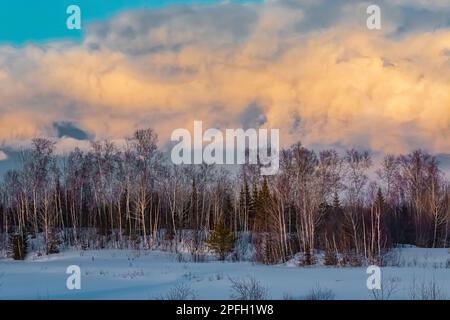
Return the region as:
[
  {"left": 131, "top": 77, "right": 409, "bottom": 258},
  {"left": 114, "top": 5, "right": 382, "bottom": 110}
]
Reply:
[{"left": 0, "top": 1, "right": 449, "bottom": 156}]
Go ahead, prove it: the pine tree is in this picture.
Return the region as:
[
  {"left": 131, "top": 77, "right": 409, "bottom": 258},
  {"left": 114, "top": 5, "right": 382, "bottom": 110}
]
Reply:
[
  {"left": 249, "top": 181, "right": 258, "bottom": 230},
  {"left": 191, "top": 178, "right": 199, "bottom": 230},
  {"left": 238, "top": 177, "right": 252, "bottom": 231},
  {"left": 206, "top": 218, "right": 235, "bottom": 261},
  {"left": 322, "top": 192, "right": 342, "bottom": 265},
  {"left": 260, "top": 178, "right": 271, "bottom": 205},
  {"left": 237, "top": 185, "right": 245, "bottom": 233},
  {"left": 255, "top": 178, "right": 271, "bottom": 232},
  {"left": 8, "top": 232, "right": 28, "bottom": 260},
  {"left": 46, "top": 229, "right": 61, "bottom": 254},
  {"left": 375, "top": 188, "right": 385, "bottom": 211},
  {"left": 239, "top": 185, "right": 245, "bottom": 216},
  {"left": 244, "top": 178, "right": 251, "bottom": 213},
  {"left": 333, "top": 192, "right": 341, "bottom": 209}
]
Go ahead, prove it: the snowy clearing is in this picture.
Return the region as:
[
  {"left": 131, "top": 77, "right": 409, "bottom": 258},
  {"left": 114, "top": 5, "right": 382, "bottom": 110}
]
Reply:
[{"left": 0, "top": 247, "right": 449, "bottom": 300}]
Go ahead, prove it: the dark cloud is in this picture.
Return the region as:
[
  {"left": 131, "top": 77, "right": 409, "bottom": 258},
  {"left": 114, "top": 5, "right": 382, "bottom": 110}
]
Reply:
[
  {"left": 53, "top": 122, "right": 92, "bottom": 140},
  {"left": 85, "top": 4, "right": 259, "bottom": 55},
  {"left": 240, "top": 102, "right": 267, "bottom": 129}
]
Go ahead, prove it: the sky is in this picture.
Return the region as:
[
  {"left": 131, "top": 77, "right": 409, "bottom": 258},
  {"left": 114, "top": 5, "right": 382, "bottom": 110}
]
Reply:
[
  {"left": 0, "top": 1, "right": 259, "bottom": 44},
  {"left": 0, "top": 0, "right": 450, "bottom": 173}
]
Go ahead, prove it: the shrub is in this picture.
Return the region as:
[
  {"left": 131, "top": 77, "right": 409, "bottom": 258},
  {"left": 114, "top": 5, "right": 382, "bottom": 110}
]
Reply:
[
  {"left": 229, "top": 276, "right": 269, "bottom": 300},
  {"left": 304, "top": 285, "right": 335, "bottom": 300},
  {"left": 300, "top": 250, "right": 316, "bottom": 266},
  {"left": 409, "top": 276, "right": 446, "bottom": 300},
  {"left": 159, "top": 283, "right": 197, "bottom": 300},
  {"left": 324, "top": 249, "right": 338, "bottom": 266},
  {"left": 282, "top": 292, "right": 297, "bottom": 300},
  {"left": 370, "top": 276, "right": 400, "bottom": 300}
]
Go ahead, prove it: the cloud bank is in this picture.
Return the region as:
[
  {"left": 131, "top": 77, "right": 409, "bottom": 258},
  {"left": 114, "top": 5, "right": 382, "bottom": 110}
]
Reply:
[
  {"left": 0, "top": 150, "right": 7, "bottom": 161},
  {"left": 0, "top": 0, "right": 449, "bottom": 155}
]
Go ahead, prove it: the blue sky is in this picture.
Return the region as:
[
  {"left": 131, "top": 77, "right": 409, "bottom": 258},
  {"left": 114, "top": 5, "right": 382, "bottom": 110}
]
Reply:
[{"left": 0, "top": 0, "right": 259, "bottom": 45}]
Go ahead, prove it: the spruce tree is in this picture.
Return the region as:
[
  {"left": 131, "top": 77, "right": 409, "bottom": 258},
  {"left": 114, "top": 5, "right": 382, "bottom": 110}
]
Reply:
[
  {"left": 375, "top": 188, "right": 385, "bottom": 211},
  {"left": 244, "top": 178, "right": 251, "bottom": 214},
  {"left": 255, "top": 178, "right": 271, "bottom": 232},
  {"left": 8, "top": 232, "right": 28, "bottom": 260},
  {"left": 239, "top": 177, "right": 252, "bottom": 231},
  {"left": 191, "top": 178, "right": 199, "bottom": 230},
  {"left": 206, "top": 218, "right": 235, "bottom": 261},
  {"left": 249, "top": 181, "right": 258, "bottom": 230},
  {"left": 46, "top": 229, "right": 61, "bottom": 254},
  {"left": 333, "top": 192, "right": 341, "bottom": 209}
]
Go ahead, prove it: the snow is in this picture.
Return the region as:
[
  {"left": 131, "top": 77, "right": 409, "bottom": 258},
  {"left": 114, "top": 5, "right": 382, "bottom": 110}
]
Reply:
[{"left": 0, "top": 247, "right": 449, "bottom": 300}]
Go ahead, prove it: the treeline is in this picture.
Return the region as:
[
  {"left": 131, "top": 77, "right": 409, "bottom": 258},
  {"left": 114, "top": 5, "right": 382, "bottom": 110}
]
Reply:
[{"left": 0, "top": 128, "right": 449, "bottom": 265}]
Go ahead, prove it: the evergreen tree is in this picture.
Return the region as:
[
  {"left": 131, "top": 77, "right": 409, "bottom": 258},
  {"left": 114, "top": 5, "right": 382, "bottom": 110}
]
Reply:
[
  {"left": 191, "top": 178, "right": 199, "bottom": 230},
  {"left": 244, "top": 178, "right": 251, "bottom": 214},
  {"left": 333, "top": 191, "right": 341, "bottom": 209},
  {"left": 46, "top": 229, "right": 61, "bottom": 254},
  {"left": 375, "top": 188, "right": 385, "bottom": 211},
  {"left": 239, "top": 177, "right": 252, "bottom": 231},
  {"left": 239, "top": 185, "right": 245, "bottom": 216},
  {"left": 206, "top": 218, "right": 235, "bottom": 261},
  {"left": 8, "top": 232, "right": 28, "bottom": 260},
  {"left": 249, "top": 181, "right": 258, "bottom": 230},
  {"left": 255, "top": 178, "right": 271, "bottom": 232},
  {"left": 260, "top": 178, "right": 271, "bottom": 207}
]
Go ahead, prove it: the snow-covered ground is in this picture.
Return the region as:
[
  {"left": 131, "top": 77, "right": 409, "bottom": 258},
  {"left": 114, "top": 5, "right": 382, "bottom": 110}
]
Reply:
[{"left": 0, "top": 247, "right": 449, "bottom": 300}]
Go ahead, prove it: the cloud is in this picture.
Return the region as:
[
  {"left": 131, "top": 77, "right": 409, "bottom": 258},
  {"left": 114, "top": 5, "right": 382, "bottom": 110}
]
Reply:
[
  {"left": 390, "top": 0, "right": 450, "bottom": 10},
  {"left": 0, "top": 150, "right": 7, "bottom": 161},
  {"left": 54, "top": 137, "right": 92, "bottom": 155},
  {"left": 0, "top": 0, "right": 449, "bottom": 156},
  {"left": 53, "top": 121, "right": 92, "bottom": 140}
]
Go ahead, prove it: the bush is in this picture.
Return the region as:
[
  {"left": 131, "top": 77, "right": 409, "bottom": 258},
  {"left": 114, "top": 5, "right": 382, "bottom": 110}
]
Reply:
[
  {"left": 282, "top": 292, "right": 297, "bottom": 300},
  {"left": 370, "top": 276, "right": 400, "bottom": 300},
  {"left": 301, "top": 251, "right": 316, "bottom": 266},
  {"left": 159, "top": 283, "right": 197, "bottom": 300},
  {"left": 8, "top": 232, "right": 28, "bottom": 260},
  {"left": 343, "top": 252, "right": 362, "bottom": 267},
  {"left": 324, "top": 249, "right": 338, "bottom": 266},
  {"left": 229, "top": 276, "right": 269, "bottom": 300},
  {"left": 409, "top": 276, "right": 446, "bottom": 300},
  {"left": 304, "top": 285, "right": 335, "bottom": 300}
]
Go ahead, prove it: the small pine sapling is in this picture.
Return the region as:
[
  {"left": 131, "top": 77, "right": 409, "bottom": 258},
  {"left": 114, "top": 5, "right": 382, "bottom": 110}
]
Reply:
[{"left": 206, "top": 218, "right": 235, "bottom": 261}]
